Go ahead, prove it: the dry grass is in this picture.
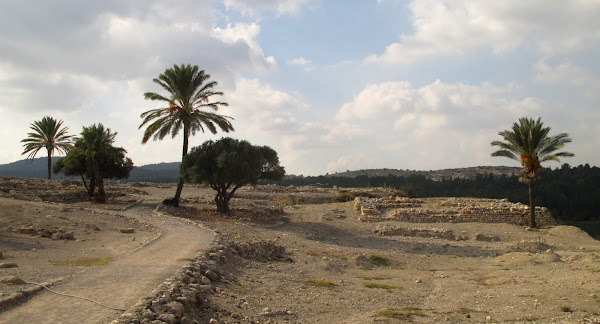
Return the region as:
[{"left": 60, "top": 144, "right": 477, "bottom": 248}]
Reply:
[
  {"left": 50, "top": 257, "right": 112, "bottom": 267},
  {"left": 304, "top": 279, "right": 338, "bottom": 288},
  {"left": 376, "top": 307, "right": 426, "bottom": 319},
  {"left": 369, "top": 255, "right": 391, "bottom": 266},
  {"left": 363, "top": 283, "right": 401, "bottom": 289}
]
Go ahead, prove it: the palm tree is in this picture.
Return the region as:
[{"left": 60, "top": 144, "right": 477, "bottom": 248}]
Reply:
[
  {"left": 139, "top": 64, "right": 234, "bottom": 206},
  {"left": 77, "top": 123, "right": 117, "bottom": 203},
  {"left": 21, "top": 116, "right": 74, "bottom": 179},
  {"left": 491, "top": 117, "right": 574, "bottom": 228}
]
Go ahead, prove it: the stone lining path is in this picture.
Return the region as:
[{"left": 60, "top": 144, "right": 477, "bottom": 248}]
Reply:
[{"left": 0, "top": 201, "right": 214, "bottom": 324}]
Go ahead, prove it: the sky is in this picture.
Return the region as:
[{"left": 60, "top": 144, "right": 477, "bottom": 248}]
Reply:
[{"left": 1, "top": 0, "right": 599, "bottom": 176}]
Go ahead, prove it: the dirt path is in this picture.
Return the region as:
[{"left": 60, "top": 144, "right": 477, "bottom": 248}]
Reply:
[{"left": 0, "top": 201, "right": 214, "bottom": 324}]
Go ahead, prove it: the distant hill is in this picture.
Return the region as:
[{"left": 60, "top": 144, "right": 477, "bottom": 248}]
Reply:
[
  {"left": 127, "top": 162, "right": 180, "bottom": 183},
  {"left": 0, "top": 157, "right": 181, "bottom": 183},
  {"left": 328, "top": 166, "right": 522, "bottom": 181},
  {"left": 0, "top": 156, "right": 72, "bottom": 179}
]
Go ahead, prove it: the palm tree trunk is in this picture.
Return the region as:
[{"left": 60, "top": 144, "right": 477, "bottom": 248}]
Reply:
[
  {"left": 529, "top": 181, "right": 537, "bottom": 228},
  {"left": 92, "top": 160, "right": 106, "bottom": 203},
  {"left": 171, "top": 124, "right": 189, "bottom": 207},
  {"left": 47, "top": 148, "right": 52, "bottom": 180}
]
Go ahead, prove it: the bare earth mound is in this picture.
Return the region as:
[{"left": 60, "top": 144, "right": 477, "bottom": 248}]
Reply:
[{"left": 1, "top": 178, "right": 600, "bottom": 323}]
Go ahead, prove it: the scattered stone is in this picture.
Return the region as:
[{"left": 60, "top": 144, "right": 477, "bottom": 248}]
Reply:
[
  {"left": 84, "top": 224, "right": 100, "bottom": 231},
  {"left": 472, "top": 233, "right": 501, "bottom": 242},
  {"left": 200, "top": 276, "right": 211, "bottom": 285},
  {"left": 0, "top": 263, "right": 18, "bottom": 269},
  {"left": 205, "top": 270, "right": 219, "bottom": 281},
  {"left": 120, "top": 228, "right": 135, "bottom": 234},
  {"left": 157, "top": 313, "right": 176, "bottom": 324},
  {"left": 62, "top": 231, "right": 75, "bottom": 240},
  {"left": 415, "top": 278, "right": 422, "bottom": 283},
  {"left": 18, "top": 226, "right": 36, "bottom": 235},
  {"left": 0, "top": 275, "right": 26, "bottom": 284},
  {"left": 209, "top": 318, "right": 219, "bottom": 324},
  {"left": 166, "top": 301, "right": 184, "bottom": 318}
]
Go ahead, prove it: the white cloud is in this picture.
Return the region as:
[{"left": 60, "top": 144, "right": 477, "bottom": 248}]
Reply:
[
  {"left": 367, "top": 0, "right": 600, "bottom": 64},
  {"left": 287, "top": 57, "right": 312, "bottom": 65},
  {"left": 325, "top": 153, "right": 375, "bottom": 174},
  {"left": 337, "top": 79, "right": 539, "bottom": 125},
  {"left": 211, "top": 23, "right": 277, "bottom": 74},
  {"left": 336, "top": 82, "right": 413, "bottom": 120},
  {"left": 223, "top": 78, "right": 305, "bottom": 134},
  {"left": 534, "top": 60, "right": 600, "bottom": 98},
  {"left": 333, "top": 79, "right": 545, "bottom": 170},
  {"left": 222, "top": 0, "right": 314, "bottom": 16},
  {"left": 0, "top": 1, "right": 277, "bottom": 116}
]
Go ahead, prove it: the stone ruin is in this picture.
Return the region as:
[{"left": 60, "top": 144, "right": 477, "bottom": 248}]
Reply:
[{"left": 354, "top": 196, "right": 556, "bottom": 227}]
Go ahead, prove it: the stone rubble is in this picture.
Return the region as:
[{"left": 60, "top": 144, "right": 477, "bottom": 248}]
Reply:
[
  {"left": 355, "top": 196, "right": 555, "bottom": 226},
  {"left": 111, "top": 234, "right": 287, "bottom": 324}
]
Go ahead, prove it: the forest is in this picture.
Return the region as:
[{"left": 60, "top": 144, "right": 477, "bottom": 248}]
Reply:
[{"left": 270, "top": 163, "right": 600, "bottom": 222}]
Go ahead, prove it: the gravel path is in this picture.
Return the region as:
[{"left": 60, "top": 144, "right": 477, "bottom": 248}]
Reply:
[{"left": 0, "top": 201, "right": 214, "bottom": 324}]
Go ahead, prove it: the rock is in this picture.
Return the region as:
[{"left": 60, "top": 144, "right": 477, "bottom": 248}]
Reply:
[
  {"left": 200, "top": 276, "right": 211, "bottom": 285},
  {"left": 120, "top": 228, "right": 135, "bottom": 233},
  {"left": 52, "top": 232, "right": 63, "bottom": 240},
  {"left": 204, "top": 270, "right": 219, "bottom": 281},
  {"left": 0, "top": 263, "right": 18, "bottom": 269},
  {"left": 415, "top": 278, "right": 422, "bottom": 283},
  {"left": 62, "top": 231, "right": 75, "bottom": 240},
  {"left": 0, "top": 251, "right": 3, "bottom": 258},
  {"left": 0, "top": 276, "right": 26, "bottom": 284},
  {"left": 18, "top": 226, "right": 36, "bottom": 235},
  {"left": 157, "top": 313, "right": 176, "bottom": 324},
  {"left": 84, "top": 224, "right": 100, "bottom": 231},
  {"left": 472, "top": 234, "right": 501, "bottom": 242},
  {"left": 141, "top": 309, "right": 155, "bottom": 320},
  {"left": 209, "top": 319, "right": 219, "bottom": 324},
  {"left": 355, "top": 255, "right": 371, "bottom": 268},
  {"left": 39, "top": 228, "right": 54, "bottom": 237},
  {"left": 166, "top": 301, "right": 184, "bottom": 317},
  {"left": 181, "top": 317, "right": 194, "bottom": 324}
]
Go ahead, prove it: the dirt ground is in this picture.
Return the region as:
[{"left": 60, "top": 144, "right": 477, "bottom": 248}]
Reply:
[{"left": 1, "top": 178, "right": 600, "bottom": 323}]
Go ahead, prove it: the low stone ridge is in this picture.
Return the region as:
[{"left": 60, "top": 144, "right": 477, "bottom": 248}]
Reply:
[
  {"left": 0, "top": 177, "right": 146, "bottom": 203},
  {"left": 374, "top": 225, "right": 503, "bottom": 242},
  {"left": 355, "top": 196, "right": 555, "bottom": 226},
  {"left": 14, "top": 224, "right": 75, "bottom": 240},
  {"left": 374, "top": 225, "right": 456, "bottom": 240},
  {"left": 112, "top": 235, "right": 288, "bottom": 324}
]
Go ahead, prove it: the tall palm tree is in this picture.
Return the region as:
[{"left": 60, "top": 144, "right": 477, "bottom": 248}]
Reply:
[
  {"left": 77, "top": 123, "right": 117, "bottom": 203},
  {"left": 491, "top": 117, "right": 573, "bottom": 228},
  {"left": 21, "top": 116, "right": 73, "bottom": 179},
  {"left": 139, "top": 64, "right": 234, "bottom": 206}
]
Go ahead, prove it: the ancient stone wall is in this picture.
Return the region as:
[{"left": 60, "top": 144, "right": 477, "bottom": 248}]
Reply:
[
  {"left": 112, "top": 235, "right": 286, "bottom": 324},
  {"left": 355, "top": 197, "right": 555, "bottom": 227}
]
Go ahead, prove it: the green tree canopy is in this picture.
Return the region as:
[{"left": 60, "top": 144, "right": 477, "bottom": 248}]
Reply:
[
  {"left": 70, "top": 123, "right": 127, "bottom": 203},
  {"left": 54, "top": 145, "right": 133, "bottom": 198},
  {"left": 181, "top": 137, "right": 285, "bottom": 213},
  {"left": 139, "top": 64, "right": 234, "bottom": 207},
  {"left": 21, "top": 116, "right": 73, "bottom": 179},
  {"left": 491, "top": 117, "right": 573, "bottom": 228}
]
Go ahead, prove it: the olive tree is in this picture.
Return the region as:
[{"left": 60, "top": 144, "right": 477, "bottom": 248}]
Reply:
[{"left": 181, "top": 137, "right": 285, "bottom": 213}]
